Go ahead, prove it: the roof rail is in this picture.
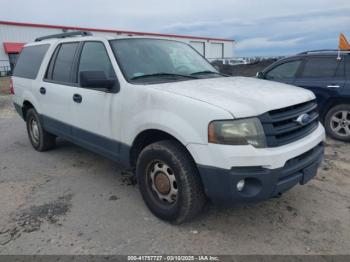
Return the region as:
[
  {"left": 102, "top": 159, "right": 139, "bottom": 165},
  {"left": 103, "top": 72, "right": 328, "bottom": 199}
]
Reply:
[
  {"left": 35, "top": 31, "right": 92, "bottom": 42},
  {"left": 298, "top": 49, "right": 350, "bottom": 55}
]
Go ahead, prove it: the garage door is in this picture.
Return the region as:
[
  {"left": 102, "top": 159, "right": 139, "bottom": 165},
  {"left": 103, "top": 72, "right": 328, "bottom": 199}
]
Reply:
[
  {"left": 210, "top": 43, "right": 224, "bottom": 59},
  {"left": 190, "top": 41, "right": 205, "bottom": 56}
]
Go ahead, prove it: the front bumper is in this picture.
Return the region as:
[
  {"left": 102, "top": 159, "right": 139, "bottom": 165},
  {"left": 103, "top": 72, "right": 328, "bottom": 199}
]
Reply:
[{"left": 197, "top": 142, "right": 324, "bottom": 204}]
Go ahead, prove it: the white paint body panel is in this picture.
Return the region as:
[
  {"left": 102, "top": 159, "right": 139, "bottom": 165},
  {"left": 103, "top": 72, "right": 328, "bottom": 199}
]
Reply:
[
  {"left": 188, "top": 124, "right": 325, "bottom": 169},
  {"left": 12, "top": 36, "right": 325, "bottom": 171},
  {"left": 151, "top": 77, "right": 316, "bottom": 118}
]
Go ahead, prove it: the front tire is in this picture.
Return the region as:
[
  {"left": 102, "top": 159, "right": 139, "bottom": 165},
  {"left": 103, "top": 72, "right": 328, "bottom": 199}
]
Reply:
[
  {"left": 324, "top": 104, "right": 350, "bottom": 142},
  {"left": 26, "top": 108, "right": 56, "bottom": 151},
  {"left": 136, "top": 140, "right": 206, "bottom": 223}
]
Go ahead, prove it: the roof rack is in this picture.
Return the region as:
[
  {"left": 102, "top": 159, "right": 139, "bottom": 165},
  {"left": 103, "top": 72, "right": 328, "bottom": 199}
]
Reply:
[
  {"left": 35, "top": 31, "right": 92, "bottom": 42},
  {"left": 298, "top": 49, "right": 350, "bottom": 55}
]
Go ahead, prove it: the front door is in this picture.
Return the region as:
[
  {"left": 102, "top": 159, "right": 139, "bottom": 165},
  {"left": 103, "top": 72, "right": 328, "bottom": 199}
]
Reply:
[{"left": 69, "top": 41, "right": 122, "bottom": 161}]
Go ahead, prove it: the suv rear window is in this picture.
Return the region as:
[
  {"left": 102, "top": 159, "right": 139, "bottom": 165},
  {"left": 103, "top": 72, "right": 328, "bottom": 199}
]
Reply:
[
  {"left": 13, "top": 44, "right": 49, "bottom": 79},
  {"left": 302, "top": 57, "right": 344, "bottom": 78}
]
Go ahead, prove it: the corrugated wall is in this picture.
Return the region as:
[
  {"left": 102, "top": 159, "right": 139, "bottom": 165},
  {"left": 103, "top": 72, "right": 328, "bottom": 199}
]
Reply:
[{"left": 0, "top": 24, "right": 235, "bottom": 68}]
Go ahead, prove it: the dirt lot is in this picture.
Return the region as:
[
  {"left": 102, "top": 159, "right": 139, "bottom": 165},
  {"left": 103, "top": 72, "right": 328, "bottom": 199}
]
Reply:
[{"left": 0, "top": 95, "right": 349, "bottom": 255}]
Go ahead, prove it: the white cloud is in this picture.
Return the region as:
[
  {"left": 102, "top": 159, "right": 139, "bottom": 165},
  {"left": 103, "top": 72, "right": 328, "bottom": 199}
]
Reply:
[{"left": 236, "top": 37, "right": 304, "bottom": 50}]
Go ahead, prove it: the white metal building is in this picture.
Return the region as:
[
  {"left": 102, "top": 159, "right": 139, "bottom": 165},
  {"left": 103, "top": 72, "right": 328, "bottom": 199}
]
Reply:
[{"left": 0, "top": 20, "right": 235, "bottom": 74}]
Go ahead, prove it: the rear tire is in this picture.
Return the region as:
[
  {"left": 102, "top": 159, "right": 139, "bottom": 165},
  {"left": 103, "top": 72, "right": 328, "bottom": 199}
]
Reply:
[
  {"left": 26, "top": 108, "right": 56, "bottom": 151},
  {"left": 136, "top": 140, "right": 206, "bottom": 223},
  {"left": 324, "top": 104, "right": 350, "bottom": 142}
]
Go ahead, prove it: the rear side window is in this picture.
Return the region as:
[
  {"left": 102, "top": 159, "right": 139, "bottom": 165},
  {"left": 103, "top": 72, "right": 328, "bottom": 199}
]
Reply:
[
  {"left": 265, "top": 60, "right": 302, "bottom": 80},
  {"left": 302, "top": 57, "right": 344, "bottom": 78},
  {"left": 13, "top": 44, "right": 49, "bottom": 79},
  {"left": 50, "top": 42, "right": 79, "bottom": 83}
]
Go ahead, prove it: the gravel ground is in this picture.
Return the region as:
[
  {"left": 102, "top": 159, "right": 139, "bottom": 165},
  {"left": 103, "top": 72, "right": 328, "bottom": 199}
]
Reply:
[
  {"left": 0, "top": 77, "right": 10, "bottom": 95},
  {"left": 0, "top": 95, "right": 349, "bottom": 255}
]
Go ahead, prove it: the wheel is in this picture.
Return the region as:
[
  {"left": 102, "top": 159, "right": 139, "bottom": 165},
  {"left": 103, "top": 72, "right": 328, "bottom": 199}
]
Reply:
[
  {"left": 324, "top": 104, "right": 350, "bottom": 142},
  {"left": 136, "top": 140, "right": 206, "bottom": 223},
  {"left": 26, "top": 108, "right": 56, "bottom": 151}
]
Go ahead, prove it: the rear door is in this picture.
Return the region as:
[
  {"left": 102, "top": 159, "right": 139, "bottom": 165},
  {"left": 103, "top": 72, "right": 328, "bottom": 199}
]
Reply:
[
  {"left": 294, "top": 56, "right": 346, "bottom": 111},
  {"left": 40, "top": 42, "right": 80, "bottom": 137},
  {"left": 345, "top": 55, "right": 350, "bottom": 90},
  {"left": 263, "top": 59, "right": 303, "bottom": 85}
]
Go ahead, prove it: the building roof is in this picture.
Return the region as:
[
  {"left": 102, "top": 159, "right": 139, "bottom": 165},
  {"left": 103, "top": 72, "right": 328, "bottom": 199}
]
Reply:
[
  {"left": 3, "top": 42, "right": 25, "bottom": 53},
  {"left": 0, "top": 20, "right": 234, "bottom": 42}
]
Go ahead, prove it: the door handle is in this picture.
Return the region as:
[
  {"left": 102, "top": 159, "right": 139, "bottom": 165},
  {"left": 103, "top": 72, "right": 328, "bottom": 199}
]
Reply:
[
  {"left": 326, "top": 85, "right": 340, "bottom": 88},
  {"left": 39, "top": 87, "right": 46, "bottom": 95},
  {"left": 73, "top": 94, "right": 82, "bottom": 103}
]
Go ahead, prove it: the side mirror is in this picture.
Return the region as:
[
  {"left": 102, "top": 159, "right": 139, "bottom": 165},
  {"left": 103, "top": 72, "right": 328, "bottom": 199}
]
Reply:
[
  {"left": 80, "top": 71, "right": 116, "bottom": 89},
  {"left": 256, "top": 72, "right": 265, "bottom": 79}
]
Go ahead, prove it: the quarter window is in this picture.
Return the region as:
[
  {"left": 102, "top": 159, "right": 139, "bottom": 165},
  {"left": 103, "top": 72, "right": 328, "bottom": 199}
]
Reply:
[
  {"left": 302, "top": 57, "right": 344, "bottom": 78},
  {"left": 13, "top": 44, "right": 49, "bottom": 79},
  {"left": 51, "top": 42, "right": 79, "bottom": 83},
  {"left": 78, "top": 41, "right": 116, "bottom": 85},
  {"left": 265, "top": 60, "right": 302, "bottom": 80}
]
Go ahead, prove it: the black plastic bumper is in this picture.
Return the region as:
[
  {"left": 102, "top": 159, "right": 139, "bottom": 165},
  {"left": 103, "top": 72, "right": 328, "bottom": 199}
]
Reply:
[{"left": 197, "top": 143, "right": 324, "bottom": 204}]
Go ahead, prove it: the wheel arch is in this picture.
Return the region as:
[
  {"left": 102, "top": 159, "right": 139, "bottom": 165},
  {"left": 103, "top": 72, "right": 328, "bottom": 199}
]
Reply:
[
  {"left": 129, "top": 129, "right": 196, "bottom": 168},
  {"left": 22, "top": 100, "right": 35, "bottom": 120},
  {"left": 321, "top": 98, "right": 350, "bottom": 122}
]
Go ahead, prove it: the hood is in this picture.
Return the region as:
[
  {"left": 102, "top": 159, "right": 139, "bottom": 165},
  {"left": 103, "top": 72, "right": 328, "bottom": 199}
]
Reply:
[{"left": 151, "top": 77, "right": 315, "bottom": 118}]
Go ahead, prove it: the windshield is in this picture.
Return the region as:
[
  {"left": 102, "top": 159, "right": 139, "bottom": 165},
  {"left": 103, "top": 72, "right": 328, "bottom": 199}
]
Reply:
[{"left": 109, "top": 38, "right": 221, "bottom": 84}]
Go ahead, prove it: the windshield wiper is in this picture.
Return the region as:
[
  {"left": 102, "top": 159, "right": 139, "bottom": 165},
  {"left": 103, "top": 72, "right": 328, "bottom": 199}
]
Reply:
[
  {"left": 130, "top": 73, "right": 198, "bottom": 80},
  {"left": 190, "top": 70, "right": 228, "bottom": 77}
]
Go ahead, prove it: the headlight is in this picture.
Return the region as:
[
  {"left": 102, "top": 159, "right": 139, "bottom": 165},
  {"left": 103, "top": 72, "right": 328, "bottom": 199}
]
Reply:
[{"left": 208, "top": 118, "right": 266, "bottom": 148}]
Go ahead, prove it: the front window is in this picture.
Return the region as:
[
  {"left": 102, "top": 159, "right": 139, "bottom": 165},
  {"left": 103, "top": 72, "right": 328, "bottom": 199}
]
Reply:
[
  {"left": 265, "top": 60, "right": 302, "bottom": 80},
  {"left": 109, "top": 38, "right": 222, "bottom": 84}
]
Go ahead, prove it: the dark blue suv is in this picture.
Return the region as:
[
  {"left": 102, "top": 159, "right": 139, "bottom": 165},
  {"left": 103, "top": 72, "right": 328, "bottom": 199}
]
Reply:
[{"left": 257, "top": 50, "right": 350, "bottom": 142}]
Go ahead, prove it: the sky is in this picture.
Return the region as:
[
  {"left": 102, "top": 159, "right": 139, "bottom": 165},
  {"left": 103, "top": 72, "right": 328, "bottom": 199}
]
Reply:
[{"left": 1, "top": 0, "right": 350, "bottom": 57}]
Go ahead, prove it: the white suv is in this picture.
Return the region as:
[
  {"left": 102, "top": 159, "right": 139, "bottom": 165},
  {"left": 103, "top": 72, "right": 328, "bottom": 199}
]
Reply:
[{"left": 12, "top": 31, "right": 325, "bottom": 223}]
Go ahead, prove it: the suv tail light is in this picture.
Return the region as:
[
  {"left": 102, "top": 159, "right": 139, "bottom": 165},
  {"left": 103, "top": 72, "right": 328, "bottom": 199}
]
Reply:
[{"left": 9, "top": 78, "right": 14, "bottom": 95}]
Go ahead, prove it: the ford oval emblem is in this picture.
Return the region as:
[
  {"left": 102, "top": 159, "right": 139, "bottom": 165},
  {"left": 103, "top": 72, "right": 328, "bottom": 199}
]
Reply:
[{"left": 295, "top": 113, "right": 311, "bottom": 126}]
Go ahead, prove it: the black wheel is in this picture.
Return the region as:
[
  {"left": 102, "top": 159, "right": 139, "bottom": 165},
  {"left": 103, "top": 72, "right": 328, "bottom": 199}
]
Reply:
[
  {"left": 325, "top": 104, "right": 350, "bottom": 142},
  {"left": 136, "top": 140, "right": 206, "bottom": 223},
  {"left": 26, "top": 108, "right": 56, "bottom": 151}
]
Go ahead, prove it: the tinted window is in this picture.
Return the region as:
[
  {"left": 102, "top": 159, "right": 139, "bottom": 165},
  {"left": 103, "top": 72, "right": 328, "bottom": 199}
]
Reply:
[
  {"left": 265, "top": 60, "right": 302, "bottom": 80},
  {"left": 346, "top": 56, "right": 350, "bottom": 78},
  {"left": 51, "top": 42, "right": 79, "bottom": 83},
  {"left": 13, "top": 44, "right": 49, "bottom": 79},
  {"left": 78, "top": 42, "right": 116, "bottom": 83},
  {"left": 302, "top": 57, "right": 343, "bottom": 78}
]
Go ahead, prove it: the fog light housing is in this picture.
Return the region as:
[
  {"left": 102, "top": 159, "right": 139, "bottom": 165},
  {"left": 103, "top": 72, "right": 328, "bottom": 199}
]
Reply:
[{"left": 237, "top": 179, "right": 245, "bottom": 192}]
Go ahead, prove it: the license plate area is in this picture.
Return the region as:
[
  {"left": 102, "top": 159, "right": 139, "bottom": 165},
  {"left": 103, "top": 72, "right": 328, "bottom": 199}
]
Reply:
[{"left": 301, "top": 162, "right": 319, "bottom": 185}]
